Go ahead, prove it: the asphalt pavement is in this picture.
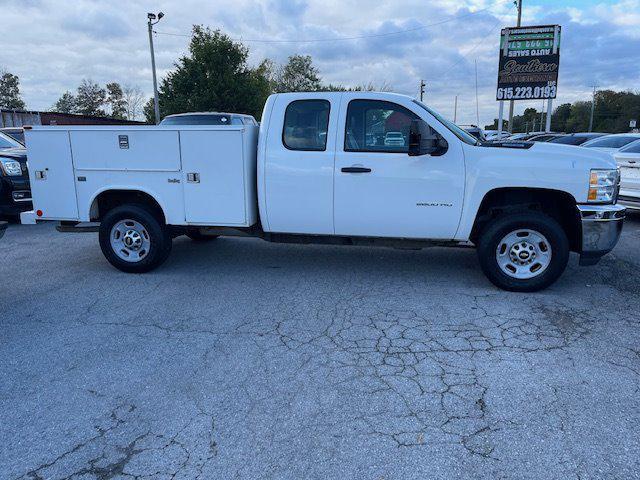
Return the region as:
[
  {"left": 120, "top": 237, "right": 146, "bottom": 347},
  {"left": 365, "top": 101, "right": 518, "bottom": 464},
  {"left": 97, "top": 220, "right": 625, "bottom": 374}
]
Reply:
[{"left": 1, "top": 214, "right": 639, "bottom": 479}]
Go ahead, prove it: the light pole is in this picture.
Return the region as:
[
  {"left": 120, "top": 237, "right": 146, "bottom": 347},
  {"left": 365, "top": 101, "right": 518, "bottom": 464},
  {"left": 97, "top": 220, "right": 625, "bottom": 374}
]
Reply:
[
  {"left": 147, "top": 12, "right": 164, "bottom": 124},
  {"left": 589, "top": 85, "right": 597, "bottom": 132},
  {"left": 507, "top": 0, "right": 523, "bottom": 133}
]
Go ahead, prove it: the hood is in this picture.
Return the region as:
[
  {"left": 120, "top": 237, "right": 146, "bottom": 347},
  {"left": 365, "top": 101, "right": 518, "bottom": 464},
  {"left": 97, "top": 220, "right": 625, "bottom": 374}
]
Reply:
[
  {"left": 527, "top": 141, "right": 616, "bottom": 169},
  {"left": 0, "top": 147, "right": 27, "bottom": 162}
]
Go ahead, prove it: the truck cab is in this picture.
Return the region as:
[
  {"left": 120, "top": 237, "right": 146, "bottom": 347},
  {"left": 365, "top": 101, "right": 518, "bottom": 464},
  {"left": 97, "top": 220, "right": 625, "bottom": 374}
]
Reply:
[{"left": 23, "top": 92, "right": 625, "bottom": 291}]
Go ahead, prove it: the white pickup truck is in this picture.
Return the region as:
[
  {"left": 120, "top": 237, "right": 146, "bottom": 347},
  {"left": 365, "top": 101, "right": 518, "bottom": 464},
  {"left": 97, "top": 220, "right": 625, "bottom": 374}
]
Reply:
[{"left": 23, "top": 92, "right": 625, "bottom": 291}]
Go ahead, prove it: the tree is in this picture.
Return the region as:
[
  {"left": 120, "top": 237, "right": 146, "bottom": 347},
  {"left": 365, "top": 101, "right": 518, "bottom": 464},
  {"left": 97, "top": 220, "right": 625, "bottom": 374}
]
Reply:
[
  {"left": 106, "top": 82, "right": 127, "bottom": 119},
  {"left": 0, "top": 69, "right": 26, "bottom": 109},
  {"left": 147, "top": 26, "right": 271, "bottom": 123},
  {"left": 122, "top": 85, "right": 145, "bottom": 121},
  {"left": 272, "top": 55, "right": 322, "bottom": 93},
  {"left": 53, "top": 91, "right": 76, "bottom": 113},
  {"left": 75, "top": 79, "right": 106, "bottom": 116}
]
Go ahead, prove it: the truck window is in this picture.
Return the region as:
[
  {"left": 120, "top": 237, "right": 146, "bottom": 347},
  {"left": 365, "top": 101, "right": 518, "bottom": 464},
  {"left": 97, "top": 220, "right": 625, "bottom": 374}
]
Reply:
[
  {"left": 344, "top": 100, "right": 419, "bottom": 153},
  {"left": 282, "top": 100, "right": 330, "bottom": 151}
]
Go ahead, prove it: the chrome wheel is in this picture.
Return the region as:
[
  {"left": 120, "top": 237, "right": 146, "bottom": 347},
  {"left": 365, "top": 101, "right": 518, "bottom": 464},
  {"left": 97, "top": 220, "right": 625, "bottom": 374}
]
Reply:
[
  {"left": 495, "top": 229, "right": 552, "bottom": 279},
  {"left": 110, "top": 219, "right": 151, "bottom": 263}
]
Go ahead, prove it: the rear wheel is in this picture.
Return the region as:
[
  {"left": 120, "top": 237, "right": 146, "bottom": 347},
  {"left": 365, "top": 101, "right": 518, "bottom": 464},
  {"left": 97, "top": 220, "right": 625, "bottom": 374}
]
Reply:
[
  {"left": 477, "top": 212, "right": 569, "bottom": 292},
  {"left": 99, "top": 204, "right": 172, "bottom": 273}
]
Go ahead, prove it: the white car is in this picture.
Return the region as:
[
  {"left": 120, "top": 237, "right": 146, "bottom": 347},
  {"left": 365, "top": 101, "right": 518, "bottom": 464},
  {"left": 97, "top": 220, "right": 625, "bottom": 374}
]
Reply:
[
  {"left": 582, "top": 133, "right": 640, "bottom": 154},
  {"left": 614, "top": 140, "right": 640, "bottom": 210},
  {"left": 22, "top": 91, "right": 625, "bottom": 292},
  {"left": 484, "top": 130, "right": 511, "bottom": 141},
  {"left": 384, "top": 131, "right": 405, "bottom": 147}
]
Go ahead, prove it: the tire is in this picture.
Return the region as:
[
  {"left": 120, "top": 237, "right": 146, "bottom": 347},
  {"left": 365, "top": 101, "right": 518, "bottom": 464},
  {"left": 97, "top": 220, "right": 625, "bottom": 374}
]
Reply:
[
  {"left": 99, "top": 204, "right": 172, "bottom": 273},
  {"left": 185, "top": 229, "right": 219, "bottom": 242},
  {"left": 477, "top": 212, "right": 569, "bottom": 292}
]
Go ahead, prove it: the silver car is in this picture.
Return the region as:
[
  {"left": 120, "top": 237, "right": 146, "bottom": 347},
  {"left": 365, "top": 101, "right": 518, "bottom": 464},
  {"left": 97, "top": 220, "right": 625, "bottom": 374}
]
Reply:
[{"left": 615, "top": 139, "right": 640, "bottom": 210}]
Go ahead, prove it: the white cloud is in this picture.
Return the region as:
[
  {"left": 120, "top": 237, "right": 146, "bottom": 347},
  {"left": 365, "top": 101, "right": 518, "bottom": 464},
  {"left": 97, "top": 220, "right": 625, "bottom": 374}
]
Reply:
[{"left": 0, "top": 0, "right": 637, "bottom": 126}]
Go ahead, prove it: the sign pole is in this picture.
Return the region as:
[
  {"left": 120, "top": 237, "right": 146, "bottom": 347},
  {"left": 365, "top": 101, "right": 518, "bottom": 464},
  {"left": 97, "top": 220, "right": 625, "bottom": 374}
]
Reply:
[
  {"left": 498, "top": 101, "right": 505, "bottom": 135},
  {"left": 545, "top": 98, "right": 553, "bottom": 132}
]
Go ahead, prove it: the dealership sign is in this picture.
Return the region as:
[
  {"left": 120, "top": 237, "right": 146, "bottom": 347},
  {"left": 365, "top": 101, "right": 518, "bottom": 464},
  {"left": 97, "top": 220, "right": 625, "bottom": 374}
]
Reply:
[{"left": 496, "top": 25, "right": 561, "bottom": 101}]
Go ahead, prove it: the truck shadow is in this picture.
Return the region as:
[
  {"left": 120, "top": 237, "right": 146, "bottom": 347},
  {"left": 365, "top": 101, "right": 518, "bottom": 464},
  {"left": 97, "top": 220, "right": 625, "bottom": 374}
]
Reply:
[{"left": 165, "top": 235, "right": 498, "bottom": 289}]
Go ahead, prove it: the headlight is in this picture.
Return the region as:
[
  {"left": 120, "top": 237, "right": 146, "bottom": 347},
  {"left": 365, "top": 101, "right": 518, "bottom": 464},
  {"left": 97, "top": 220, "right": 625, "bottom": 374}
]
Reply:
[
  {"left": 588, "top": 169, "right": 619, "bottom": 203},
  {"left": 0, "top": 159, "right": 22, "bottom": 176}
]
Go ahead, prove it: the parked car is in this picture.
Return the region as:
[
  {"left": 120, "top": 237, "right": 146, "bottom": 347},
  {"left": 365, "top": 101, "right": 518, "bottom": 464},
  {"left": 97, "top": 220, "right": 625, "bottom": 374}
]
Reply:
[
  {"left": 614, "top": 139, "right": 640, "bottom": 210},
  {"left": 548, "top": 132, "right": 606, "bottom": 146},
  {"left": 484, "top": 130, "right": 510, "bottom": 141},
  {"left": 23, "top": 92, "right": 625, "bottom": 292},
  {"left": 160, "top": 112, "right": 258, "bottom": 126},
  {"left": 0, "top": 132, "right": 31, "bottom": 218},
  {"left": 527, "top": 133, "right": 565, "bottom": 142},
  {"left": 582, "top": 133, "right": 640, "bottom": 153},
  {"left": 383, "top": 131, "right": 406, "bottom": 147},
  {"left": 0, "top": 220, "right": 6, "bottom": 239},
  {"left": 461, "top": 125, "right": 486, "bottom": 142},
  {"left": 0, "top": 127, "right": 25, "bottom": 145}
]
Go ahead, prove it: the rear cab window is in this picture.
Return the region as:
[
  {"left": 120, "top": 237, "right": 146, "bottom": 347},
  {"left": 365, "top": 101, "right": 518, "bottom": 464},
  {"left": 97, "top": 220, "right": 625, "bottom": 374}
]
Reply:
[{"left": 282, "top": 100, "right": 330, "bottom": 151}]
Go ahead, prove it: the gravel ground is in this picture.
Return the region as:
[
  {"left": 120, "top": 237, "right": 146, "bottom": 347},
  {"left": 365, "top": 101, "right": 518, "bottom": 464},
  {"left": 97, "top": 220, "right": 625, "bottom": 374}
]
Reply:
[{"left": 1, "top": 214, "right": 639, "bottom": 480}]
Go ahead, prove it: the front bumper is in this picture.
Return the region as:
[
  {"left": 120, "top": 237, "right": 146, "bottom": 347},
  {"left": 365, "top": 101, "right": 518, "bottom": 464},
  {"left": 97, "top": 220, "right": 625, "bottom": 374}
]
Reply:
[
  {"left": 577, "top": 204, "right": 626, "bottom": 266},
  {"left": 0, "top": 175, "right": 32, "bottom": 215}
]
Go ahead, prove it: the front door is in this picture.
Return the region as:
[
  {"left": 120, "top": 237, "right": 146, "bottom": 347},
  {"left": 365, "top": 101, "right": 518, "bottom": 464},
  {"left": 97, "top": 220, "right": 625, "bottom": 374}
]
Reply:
[{"left": 333, "top": 97, "right": 465, "bottom": 239}]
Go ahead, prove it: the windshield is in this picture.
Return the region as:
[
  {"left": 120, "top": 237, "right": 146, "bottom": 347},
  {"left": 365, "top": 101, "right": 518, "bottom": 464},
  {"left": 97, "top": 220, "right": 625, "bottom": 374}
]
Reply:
[
  {"left": 583, "top": 135, "right": 640, "bottom": 149},
  {"left": 619, "top": 139, "right": 640, "bottom": 154},
  {"left": 0, "top": 132, "right": 23, "bottom": 149},
  {"left": 551, "top": 135, "right": 590, "bottom": 146},
  {"left": 412, "top": 100, "right": 479, "bottom": 146},
  {"left": 161, "top": 114, "right": 233, "bottom": 125}
]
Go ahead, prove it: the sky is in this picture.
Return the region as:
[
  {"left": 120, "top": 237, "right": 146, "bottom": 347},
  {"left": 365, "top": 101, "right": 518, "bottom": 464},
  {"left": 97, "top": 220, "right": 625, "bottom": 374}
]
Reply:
[{"left": 0, "top": 0, "right": 638, "bottom": 125}]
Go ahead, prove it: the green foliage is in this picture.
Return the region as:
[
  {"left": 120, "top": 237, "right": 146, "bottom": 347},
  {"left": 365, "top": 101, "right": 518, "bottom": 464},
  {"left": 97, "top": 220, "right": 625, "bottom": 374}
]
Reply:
[
  {"left": 148, "top": 26, "right": 271, "bottom": 123},
  {"left": 0, "top": 69, "right": 26, "bottom": 109},
  {"left": 272, "top": 55, "right": 322, "bottom": 93},
  {"left": 106, "top": 82, "right": 127, "bottom": 119},
  {"left": 75, "top": 79, "right": 107, "bottom": 116},
  {"left": 53, "top": 91, "right": 76, "bottom": 113},
  {"left": 488, "top": 90, "right": 640, "bottom": 134}
]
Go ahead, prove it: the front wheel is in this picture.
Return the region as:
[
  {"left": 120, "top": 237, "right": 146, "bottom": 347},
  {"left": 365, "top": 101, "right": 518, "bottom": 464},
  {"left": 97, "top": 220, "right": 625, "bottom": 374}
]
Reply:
[
  {"left": 477, "top": 212, "right": 569, "bottom": 292},
  {"left": 99, "top": 204, "right": 172, "bottom": 273}
]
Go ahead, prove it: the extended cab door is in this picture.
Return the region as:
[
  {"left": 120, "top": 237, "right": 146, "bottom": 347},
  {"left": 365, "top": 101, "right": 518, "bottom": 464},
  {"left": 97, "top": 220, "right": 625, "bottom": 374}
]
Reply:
[
  {"left": 333, "top": 94, "right": 465, "bottom": 239},
  {"left": 260, "top": 93, "right": 340, "bottom": 235}
]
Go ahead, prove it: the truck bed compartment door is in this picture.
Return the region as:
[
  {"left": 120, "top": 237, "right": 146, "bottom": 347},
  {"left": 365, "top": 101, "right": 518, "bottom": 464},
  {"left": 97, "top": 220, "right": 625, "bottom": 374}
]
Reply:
[
  {"left": 25, "top": 130, "right": 79, "bottom": 220},
  {"left": 180, "top": 130, "right": 247, "bottom": 225}
]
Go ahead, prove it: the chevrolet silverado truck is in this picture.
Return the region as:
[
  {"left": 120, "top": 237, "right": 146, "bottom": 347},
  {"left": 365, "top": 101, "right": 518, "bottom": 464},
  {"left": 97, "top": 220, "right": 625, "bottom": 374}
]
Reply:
[
  {"left": 0, "top": 131, "right": 31, "bottom": 218},
  {"left": 21, "top": 92, "right": 625, "bottom": 291}
]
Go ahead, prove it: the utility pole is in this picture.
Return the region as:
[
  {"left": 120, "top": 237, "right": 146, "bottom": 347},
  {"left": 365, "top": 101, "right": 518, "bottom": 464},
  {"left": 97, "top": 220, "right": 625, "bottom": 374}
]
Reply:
[
  {"left": 453, "top": 95, "right": 458, "bottom": 123},
  {"left": 589, "top": 85, "right": 597, "bottom": 132},
  {"left": 147, "top": 12, "right": 164, "bottom": 124},
  {"left": 420, "top": 80, "right": 426, "bottom": 101},
  {"left": 507, "top": 0, "right": 523, "bottom": 133},
  {"left": 475, "top": 60, "right": 480, "bottom": 126}
]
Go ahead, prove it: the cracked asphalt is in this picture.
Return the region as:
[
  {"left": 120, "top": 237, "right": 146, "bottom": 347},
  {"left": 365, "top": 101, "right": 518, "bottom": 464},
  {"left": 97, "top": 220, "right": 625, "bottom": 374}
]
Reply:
[{"left": 1, "top": 214, "right": 639, "bottom": 480}]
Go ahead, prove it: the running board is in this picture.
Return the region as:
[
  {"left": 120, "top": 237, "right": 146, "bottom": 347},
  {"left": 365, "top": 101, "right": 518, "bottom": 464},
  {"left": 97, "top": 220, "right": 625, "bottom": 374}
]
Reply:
[{"left": 56, "top": 222, "right": 100, "bottom": 233}]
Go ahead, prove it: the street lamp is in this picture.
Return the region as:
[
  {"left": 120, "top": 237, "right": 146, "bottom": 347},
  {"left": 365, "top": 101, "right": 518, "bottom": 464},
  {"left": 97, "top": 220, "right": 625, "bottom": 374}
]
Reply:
[{"left": 147, "top": 12, "right": 164, "bottom": 124}]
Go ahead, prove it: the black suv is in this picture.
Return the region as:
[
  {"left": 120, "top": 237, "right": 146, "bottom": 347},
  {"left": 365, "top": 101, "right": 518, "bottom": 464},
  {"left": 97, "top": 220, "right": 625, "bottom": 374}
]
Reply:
[{"left": 0, "top": 132, "right": 31, "bottom": 218}]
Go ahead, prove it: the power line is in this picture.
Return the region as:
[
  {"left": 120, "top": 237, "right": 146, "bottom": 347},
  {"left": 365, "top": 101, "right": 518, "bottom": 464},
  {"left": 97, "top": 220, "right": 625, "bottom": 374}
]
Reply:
[{"left": 153, "top": 0, "right": 511, "bottom": 44}]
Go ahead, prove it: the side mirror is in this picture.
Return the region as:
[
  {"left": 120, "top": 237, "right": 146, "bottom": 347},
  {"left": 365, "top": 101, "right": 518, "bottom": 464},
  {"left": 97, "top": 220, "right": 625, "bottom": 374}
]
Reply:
[{"left": 408, "top": 119, "right": 447, "bottom": 156}]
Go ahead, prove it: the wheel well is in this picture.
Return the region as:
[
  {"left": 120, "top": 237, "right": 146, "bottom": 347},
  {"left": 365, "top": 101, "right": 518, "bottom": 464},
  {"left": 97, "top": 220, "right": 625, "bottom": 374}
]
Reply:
[
  {"left": 470, "top": 188, "right": 581, "bottom": 251},
  {"left": 90, "top": 190, "right": 165, "bottom": 223}
]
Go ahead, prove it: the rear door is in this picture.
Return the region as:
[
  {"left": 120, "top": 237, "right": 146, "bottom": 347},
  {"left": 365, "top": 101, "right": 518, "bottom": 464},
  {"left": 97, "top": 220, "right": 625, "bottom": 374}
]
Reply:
[
  {"left": 24, "top": 129, "right": 79, "bottom": 221},
  {"left": 261, "top": 93, "right": 340, "bottom": 234},
  {"left": 333, "top": 95, "right": 465, "bottom": 239}
]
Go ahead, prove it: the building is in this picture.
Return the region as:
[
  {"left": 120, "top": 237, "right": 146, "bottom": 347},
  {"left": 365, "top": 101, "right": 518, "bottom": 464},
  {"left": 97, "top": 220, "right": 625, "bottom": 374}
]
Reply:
[{"left": 0, "top": 109, "right": 145, "bottom": 127}]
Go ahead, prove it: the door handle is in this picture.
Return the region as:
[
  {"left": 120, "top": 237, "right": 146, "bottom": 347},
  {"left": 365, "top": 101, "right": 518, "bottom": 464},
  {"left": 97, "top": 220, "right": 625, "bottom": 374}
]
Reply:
[
  {"left": 341, "top": 167, "right": 372, "bottom": 173},
  {"left": 187, "top": 172, "right": 200, "bottom": 183}
]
